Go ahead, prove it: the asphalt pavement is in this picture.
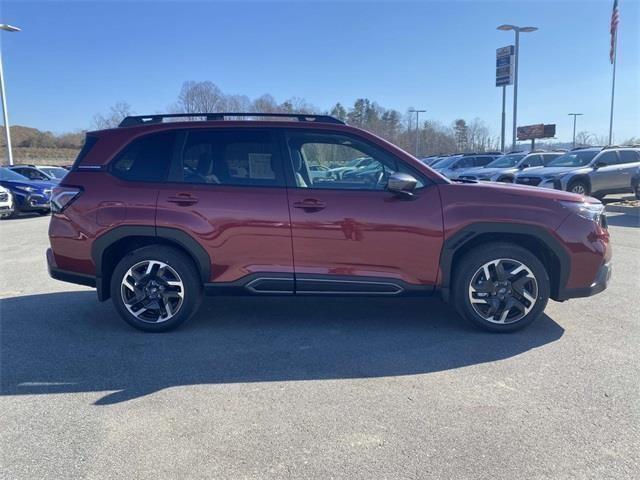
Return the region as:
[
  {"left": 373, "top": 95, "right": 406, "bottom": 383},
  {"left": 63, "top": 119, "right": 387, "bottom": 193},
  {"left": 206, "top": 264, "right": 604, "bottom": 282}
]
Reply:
[{"left": 1, "top": 213, "right": 638, "bottom": 479}]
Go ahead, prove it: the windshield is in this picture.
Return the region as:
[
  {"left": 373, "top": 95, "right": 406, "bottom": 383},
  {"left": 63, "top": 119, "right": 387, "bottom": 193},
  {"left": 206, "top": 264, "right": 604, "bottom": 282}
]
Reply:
[
  {"left": 547, "top": 150, "right": 599, "bottom": 167},
  {"left": 486, "top": 154, "right": 525, "bottom": 168},
  {"left": 40, "top": 167, "right": 67, "bottom": 179},
  {"left": 0, "top": 167, "right": 30, "bottom": 181}
]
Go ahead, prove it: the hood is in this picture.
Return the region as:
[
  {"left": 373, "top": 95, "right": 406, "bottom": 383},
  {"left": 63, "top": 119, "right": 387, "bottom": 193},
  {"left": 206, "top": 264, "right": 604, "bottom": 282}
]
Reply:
[
  {"left": 0, "top": 179, "right": 55, "bottom": 192},
  {"left": 463, "top": 167, "right": 518, "bottom": 177},
  {"left": 517, "top": 166, "right": 588, "bottom": 178},
  {"left": 454, "top": 179, "right": 588, "bottom": 202}
]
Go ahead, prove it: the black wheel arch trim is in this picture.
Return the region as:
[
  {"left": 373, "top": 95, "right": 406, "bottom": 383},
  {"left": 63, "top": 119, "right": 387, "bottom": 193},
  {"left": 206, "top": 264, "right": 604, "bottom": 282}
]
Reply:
[
  {"left": 438, "top": 222, "right": 571, "bottom": 302},
  {"left": 91, "top": 225, "right": 211, "bottom": 300}
]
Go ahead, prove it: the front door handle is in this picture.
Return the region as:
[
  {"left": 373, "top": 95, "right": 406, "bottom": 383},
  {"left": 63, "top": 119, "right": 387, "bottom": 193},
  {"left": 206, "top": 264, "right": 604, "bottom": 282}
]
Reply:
[
  {"left": 292, "top": 199, "right": 326, "bottom": 212},
  {"left": 167, "top": 194, "right": 199, "bottom": 206}
]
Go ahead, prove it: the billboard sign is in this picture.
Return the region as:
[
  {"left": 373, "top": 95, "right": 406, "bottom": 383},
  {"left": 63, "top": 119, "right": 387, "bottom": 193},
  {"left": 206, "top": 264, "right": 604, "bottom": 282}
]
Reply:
[
  {"left": 517, "top": 124, "right": 557, "bottom": 140},
  {"left": 496, "top": 45, "right": 514, "bottom": 87}
]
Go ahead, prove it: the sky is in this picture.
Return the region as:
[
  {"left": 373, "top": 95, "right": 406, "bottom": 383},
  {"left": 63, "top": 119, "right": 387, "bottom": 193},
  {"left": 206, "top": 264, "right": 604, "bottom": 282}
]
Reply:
[{"left": 1, "top": 0, "right": 638, "bottom": 143}]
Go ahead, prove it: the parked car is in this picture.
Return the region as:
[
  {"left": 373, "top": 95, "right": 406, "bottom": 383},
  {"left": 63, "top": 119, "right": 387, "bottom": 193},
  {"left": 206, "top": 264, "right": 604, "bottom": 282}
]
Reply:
[
  {"left": 459, "top": 151, "right": 564, "bottom": 183},
  {"left": 37, "top": 165, "right": 69, "bottom": 180},
  {"left": 0, "top": 185, "right": 14, "bottom": 219},
  {"left": 514, "top": 146, "right": 640, "bottom": 198},
  {"left": 327, "top": 156, "right": 375, "bottom": 179},
  {"left": 308, "top": 164, "right": 331, "bottom": 182},
  {"left": 631, "top": 166, "right": 640, "bottom": 200},
  {"left": 48, "top": 112, "right": 610, "bottom": 333},
  {"left": 0, "top": 167, "right": 54, "bottom": 217},
  {"left": 433, "top": 153, "right": 502, "bottom": 179},
  {"left": 8, "top": 164, "right": 62, "bottom": 183}
]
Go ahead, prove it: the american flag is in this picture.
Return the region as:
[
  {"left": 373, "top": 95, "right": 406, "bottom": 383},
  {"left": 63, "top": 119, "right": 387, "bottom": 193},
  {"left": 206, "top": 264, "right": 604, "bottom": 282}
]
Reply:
[{"left": 610, "top": 0, "right": 619, "bottom": 64}]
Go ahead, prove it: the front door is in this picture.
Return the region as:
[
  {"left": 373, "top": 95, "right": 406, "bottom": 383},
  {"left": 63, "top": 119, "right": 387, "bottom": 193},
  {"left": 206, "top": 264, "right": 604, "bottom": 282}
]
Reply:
[
  {"left": 156, "top": 128, "right": 294, "bottom": 292},
  {"left": 284, "top": 130, "right": 443, "bottom": 294}
]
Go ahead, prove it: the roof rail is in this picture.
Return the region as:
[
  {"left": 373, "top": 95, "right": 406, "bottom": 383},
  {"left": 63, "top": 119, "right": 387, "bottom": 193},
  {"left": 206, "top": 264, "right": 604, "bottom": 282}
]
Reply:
[{"left": 118, "top": 112, "right": 345, "bottom": 127}]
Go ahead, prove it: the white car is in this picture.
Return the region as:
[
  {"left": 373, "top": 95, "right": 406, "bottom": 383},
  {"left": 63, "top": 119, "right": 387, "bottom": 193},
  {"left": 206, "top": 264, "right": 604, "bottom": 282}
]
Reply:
[{"left": 0, "top": 185, "right": 14, "bottom": 219}]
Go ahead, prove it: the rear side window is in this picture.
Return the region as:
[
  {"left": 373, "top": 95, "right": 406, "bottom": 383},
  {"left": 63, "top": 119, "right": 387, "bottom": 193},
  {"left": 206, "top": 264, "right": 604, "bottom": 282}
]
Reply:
[
  {"left": 177, "top": 130, "right": 283, "bottom": 187},
  {"left": 111, "top": 132, "right": 175, "bottom": 182},
  {"left": 618, "top": 151, "right": 640, "bottom": 164}
]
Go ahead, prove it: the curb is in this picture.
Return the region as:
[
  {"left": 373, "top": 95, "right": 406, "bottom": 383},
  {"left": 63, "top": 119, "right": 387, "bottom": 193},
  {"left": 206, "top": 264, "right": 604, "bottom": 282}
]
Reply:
[{"left": 605, "top": 204, "right": 640, "bottom": 215}]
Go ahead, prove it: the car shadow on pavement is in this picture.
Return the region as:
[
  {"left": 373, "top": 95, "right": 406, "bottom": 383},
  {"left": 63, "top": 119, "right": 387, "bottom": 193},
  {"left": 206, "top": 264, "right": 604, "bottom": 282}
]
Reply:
[
  {"left": 0, "top": 291, "right": 564, "bottom": 405},
  {"left": 605, "top": 212, "right": 640, "bottom": 228}
]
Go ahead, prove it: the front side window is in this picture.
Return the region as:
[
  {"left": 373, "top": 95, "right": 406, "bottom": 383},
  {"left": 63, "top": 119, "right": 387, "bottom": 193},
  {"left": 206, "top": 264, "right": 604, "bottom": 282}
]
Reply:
[
  {"left": 594, "top": 151, "right": 618, "bottom": 166},
  {"left": 541, "top": 154, "right": 562, "bottom": 165},
  {"left": 455, "top": 157, "right": 475, "bottom": 169},
  {"left": 286, "top": 131, "right": 424, "bottom": 190},
  {"left": 178, "top": 130, "right": 283, "bottom": 187},
  {"left": 111, "top": 132, "right": 175, "bottom": 182},
  {"left": 523, "top": 155, "right": 543, "bottom": 167}
]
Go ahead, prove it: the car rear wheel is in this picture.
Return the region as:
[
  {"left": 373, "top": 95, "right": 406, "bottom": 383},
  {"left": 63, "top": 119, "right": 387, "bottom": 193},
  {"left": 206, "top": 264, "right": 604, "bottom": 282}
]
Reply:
[
  {"left": 110, "top": 245, "right": 202, "bottom": 332},
  {"left": 453, "top": 243, "right": 550, "bottom": 332},
  {"left": 568, "top": 180, "right": 589, "bottom": 196}
]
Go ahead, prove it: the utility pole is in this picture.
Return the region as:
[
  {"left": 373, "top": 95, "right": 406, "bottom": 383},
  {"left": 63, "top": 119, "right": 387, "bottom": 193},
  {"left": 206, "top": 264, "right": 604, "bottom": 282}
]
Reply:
[
  {"left": 568, "top": 113, "right": 583, "bottom": 148},
  {"left": 408, "top": 109, "right": 426, "bottom": 157},
  {"left": 0, "top": 24, "right": 21, "bottom": 166}
]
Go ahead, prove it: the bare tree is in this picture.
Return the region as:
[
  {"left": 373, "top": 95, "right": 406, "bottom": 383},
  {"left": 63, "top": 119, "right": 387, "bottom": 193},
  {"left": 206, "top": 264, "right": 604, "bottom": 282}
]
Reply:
[
  {"left": 92, "top": 102, "right": 133, "bottom": 129},
  {"left": 173, "top": 81, "right": 226, "bottom": 113}
]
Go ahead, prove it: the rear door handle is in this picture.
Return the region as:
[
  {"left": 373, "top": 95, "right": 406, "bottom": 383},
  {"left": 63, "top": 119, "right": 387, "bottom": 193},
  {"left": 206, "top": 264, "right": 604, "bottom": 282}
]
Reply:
[
  {"left": 167, "top": 194, "right": 199, "bottom": 206},
  {"left": 292, "top": 199, "right": 326, "bottom": 212}
]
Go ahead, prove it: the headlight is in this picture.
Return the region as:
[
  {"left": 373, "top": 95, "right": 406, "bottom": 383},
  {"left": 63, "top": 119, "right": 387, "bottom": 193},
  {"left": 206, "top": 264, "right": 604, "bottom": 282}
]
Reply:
[
  {"left": 14, "top": 185, "right": 36, "bottom": 193},
  {"left": 560, "top": 201, "right": 605, "bottom": 224}
]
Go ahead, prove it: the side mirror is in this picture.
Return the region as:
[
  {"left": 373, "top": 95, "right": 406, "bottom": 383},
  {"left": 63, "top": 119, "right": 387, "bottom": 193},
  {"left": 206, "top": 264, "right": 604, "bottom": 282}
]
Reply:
[
  {"left": 387, "top": 172, "right": 418, "bottom": 198},
  {"left": 519, "top": 163, "right": 530, "bottom": 170},
  {"left": 593, "top": 161, "right": 606, "bottom": 169}
]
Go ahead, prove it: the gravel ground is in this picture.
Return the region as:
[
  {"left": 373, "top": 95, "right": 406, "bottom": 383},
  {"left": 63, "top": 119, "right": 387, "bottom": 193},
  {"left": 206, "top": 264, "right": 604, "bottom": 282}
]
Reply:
[{"left": 1, "top": 213, "right": 638, "bottom": 479}]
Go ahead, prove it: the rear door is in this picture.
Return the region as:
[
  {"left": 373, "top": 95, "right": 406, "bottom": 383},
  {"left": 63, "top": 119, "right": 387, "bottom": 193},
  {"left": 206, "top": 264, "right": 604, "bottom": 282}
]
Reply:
[
  {"left": 617, "top": 150, "right": 640, "bottom": 189},
  {"left": 156, "top": 128, "right": 294, "bottom": 291},
  {"left": 283, "top": 129, "right": 444, "bottom": 294}
]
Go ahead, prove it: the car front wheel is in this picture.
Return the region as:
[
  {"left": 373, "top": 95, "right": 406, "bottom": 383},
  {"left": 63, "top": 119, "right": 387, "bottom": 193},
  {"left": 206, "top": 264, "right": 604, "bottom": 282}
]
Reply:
[
  {"left": 568, "top": 180, "right": 589, "bottom": 196},
  {"left": 453, "top": 243, "right": 550, "bottom": 332},
  {"left": 110, "top": 246, "right": 202, "bottom": 332}
]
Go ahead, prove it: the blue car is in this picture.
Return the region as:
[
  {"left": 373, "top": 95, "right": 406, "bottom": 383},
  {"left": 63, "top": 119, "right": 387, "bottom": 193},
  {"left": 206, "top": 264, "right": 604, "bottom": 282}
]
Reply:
[{"left": 0, "top": 167, "right": 55, "bottom": 217}]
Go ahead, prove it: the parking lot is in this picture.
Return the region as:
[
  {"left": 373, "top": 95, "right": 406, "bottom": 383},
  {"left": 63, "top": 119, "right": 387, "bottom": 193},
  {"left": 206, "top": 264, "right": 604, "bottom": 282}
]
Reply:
[{"left": 1, "top": 212, "right": 638, "bottom": 479}]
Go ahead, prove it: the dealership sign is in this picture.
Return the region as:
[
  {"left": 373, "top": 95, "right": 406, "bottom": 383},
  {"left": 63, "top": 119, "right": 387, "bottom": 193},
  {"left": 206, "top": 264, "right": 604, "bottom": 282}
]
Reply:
[
  {"left": 496, "top": 45, "right": 514, "bottom": 87},
  {"left": 517, "top": 124, "right": 557, "bottom": 140}
]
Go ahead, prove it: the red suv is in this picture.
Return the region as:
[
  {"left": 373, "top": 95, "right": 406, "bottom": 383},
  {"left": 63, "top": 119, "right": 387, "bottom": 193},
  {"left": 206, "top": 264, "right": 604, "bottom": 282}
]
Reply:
[{"left": 47, "top": 113, "right": 611, "bottom": 332}]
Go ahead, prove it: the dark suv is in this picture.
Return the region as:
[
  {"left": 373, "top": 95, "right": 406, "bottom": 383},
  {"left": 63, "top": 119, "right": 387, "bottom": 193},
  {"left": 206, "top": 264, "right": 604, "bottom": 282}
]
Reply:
[{"left": 48, "top": 113, "right": 611, "bottom": 332}]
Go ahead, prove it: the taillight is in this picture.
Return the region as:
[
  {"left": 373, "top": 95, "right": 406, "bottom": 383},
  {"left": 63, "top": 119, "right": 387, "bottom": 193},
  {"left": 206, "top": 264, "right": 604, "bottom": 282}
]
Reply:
[{"left": 51, "top": 186, "right": 82, "bottom": 213}]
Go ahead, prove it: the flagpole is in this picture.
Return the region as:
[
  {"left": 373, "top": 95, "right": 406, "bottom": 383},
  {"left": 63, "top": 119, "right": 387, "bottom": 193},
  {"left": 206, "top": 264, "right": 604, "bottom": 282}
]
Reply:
[{"left": 608, "top": 25, "right": 618, "bottom": 146}]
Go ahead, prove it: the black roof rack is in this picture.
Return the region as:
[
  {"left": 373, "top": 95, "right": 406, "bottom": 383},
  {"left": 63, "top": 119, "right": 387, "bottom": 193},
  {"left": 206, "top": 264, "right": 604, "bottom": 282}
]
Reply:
[{"left": 118, "top": 112, "right": 345, "bottom": 127}]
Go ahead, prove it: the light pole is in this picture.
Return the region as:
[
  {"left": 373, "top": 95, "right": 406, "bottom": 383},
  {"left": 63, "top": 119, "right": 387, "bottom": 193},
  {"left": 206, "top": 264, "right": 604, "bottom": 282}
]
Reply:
[
  {"left": 0, "top": 23, "right": 20, "bottom": 166},
  {"left": 408, "top": 109, "right": 426, "bottom": 156},
  {"left": 497, "top": 24, "right": 538, "bottom": 151},
  {"left": 568, "top": 113, "right": 583, "bottom": 148}
]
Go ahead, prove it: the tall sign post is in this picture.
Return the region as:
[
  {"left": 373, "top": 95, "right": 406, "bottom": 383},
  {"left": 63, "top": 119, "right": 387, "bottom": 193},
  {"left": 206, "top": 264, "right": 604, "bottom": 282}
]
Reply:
[{"left": 496, "top": 46, "right": 514, "bottom": 153}]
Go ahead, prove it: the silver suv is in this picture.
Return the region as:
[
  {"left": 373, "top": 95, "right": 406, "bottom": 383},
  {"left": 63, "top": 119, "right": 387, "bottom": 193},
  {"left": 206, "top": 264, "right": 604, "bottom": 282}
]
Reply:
[
  {"left": 514, "top": 146, "right": 640, "bottom": 199},
  {"left": 459, "top": 151, "right": 564, "bottom": 183}
]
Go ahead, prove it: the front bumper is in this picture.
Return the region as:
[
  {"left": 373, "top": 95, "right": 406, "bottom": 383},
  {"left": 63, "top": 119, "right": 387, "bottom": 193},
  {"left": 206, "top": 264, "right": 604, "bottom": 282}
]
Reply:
[{"left": 557, "top": 261, "right": 611, "bottom": 301}]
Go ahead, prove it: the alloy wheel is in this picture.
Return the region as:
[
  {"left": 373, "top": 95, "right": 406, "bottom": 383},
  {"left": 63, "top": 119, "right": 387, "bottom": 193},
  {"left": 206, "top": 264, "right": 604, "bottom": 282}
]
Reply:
[
  {"left": 468, "top": 258, "right": 538, "bottom": 324},
  {"left": 571, "top": 184, "right": 586, "bottom": 195},
  {"left": 120, "top": 260, "right": 184, "bottom": 323}
]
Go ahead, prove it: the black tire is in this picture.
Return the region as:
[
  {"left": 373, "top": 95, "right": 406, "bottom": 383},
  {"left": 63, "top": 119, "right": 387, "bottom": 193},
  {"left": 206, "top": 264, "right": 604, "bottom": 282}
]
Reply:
[
  {"left": 634, "top": 182, "right": 640, "bottom": 200},
  {"left": 110, "top": 245, "right": 202, "bottom": 332},
  {"left": 567, "top": 179, "right": 590, "bottom": 196},
  {"left": 453, "top": 242, "right": 550, "bottom": 332}
]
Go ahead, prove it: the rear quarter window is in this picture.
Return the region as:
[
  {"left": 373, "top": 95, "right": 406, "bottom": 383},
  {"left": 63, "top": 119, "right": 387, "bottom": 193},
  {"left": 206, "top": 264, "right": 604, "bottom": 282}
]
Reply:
[{"left": 111, "top": 132, "right": 175, "bottom": 182}]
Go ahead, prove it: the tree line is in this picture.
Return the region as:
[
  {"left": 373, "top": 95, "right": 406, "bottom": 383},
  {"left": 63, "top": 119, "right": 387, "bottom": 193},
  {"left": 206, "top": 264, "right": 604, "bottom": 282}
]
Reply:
[
  {"left": 6, "top": 81, "right": 636, "bottom": 155},
  {"left": 91, "top": 81, "right": 500, "bottom": 157}
]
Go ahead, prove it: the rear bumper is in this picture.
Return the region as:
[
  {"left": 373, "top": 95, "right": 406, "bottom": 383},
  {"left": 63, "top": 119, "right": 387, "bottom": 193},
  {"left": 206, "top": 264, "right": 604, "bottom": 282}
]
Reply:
[
  {"left": 47, "top": 248, "right": 96, "bottom": 288},
  {"left": 556, "top": 261, "right": 611, "bottom": 301}
]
